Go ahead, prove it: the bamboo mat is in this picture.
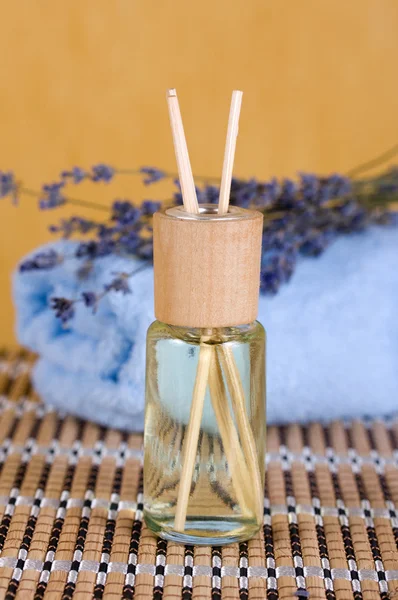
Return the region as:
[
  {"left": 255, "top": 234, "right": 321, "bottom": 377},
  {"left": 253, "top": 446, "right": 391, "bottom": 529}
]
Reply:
[{"left": 0, "top": 350, "right": 398, "bottom": 599}]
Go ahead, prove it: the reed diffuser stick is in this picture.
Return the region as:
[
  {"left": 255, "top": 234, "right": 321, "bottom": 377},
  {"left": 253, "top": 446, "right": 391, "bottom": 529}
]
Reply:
[
  {"left": 174, "top": 343, "right": 212, "bottom": 531},
  {"left": 166, "top": 89, "right": 198, "bottom": 214},
  {"left": 217, "top": 90, "right": 263, "bottom": 520},
  {"left": 217, "top": 346, "right": 263, "bottom": 522},
  {"left": 166, "top": 88, "right": 209, "bottom": 531},
  {"left": 208, "top": 348, "right": 253, "bottom": 516},
  {"left": 218, "top": 90, "right": 243, "bottom": 215},
  {"left": 216, "top": 89, "right": 263, "bottom": 521}
]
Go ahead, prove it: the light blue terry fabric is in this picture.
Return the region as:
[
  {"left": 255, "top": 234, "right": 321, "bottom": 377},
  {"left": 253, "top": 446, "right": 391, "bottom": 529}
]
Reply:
[{"left": 13, "top": 227, "right": 398, "bottom": 430}]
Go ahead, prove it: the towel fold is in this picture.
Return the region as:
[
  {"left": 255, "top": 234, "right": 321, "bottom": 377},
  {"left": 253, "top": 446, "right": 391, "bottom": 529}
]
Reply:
[{"left": 13, "top": 227, "right": 398, "bottom": 429}]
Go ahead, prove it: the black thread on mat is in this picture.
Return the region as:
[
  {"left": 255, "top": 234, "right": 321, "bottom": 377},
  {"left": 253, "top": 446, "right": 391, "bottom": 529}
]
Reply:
[
  {"left": 211, "top": 546, "right": 222, "bottom": 600},
  {"left": 238, "top": 541, "right": 249, "bottom": 600},
  {"left": 263, "top": 472, "right": 278, "bottom": 600},
  {"left": 34, "top": 419, "right": 85, "bottom": 600},
  {"left": 344, "top": 425, "right": 389, "bottom": 600},
  {"left": 5, "top": 417, "right": 64, "bottom": 600},
  {"left": 0, "top": 414, "right": 41, "bottom": 553},
  {"left": 279, "top": 426, "right": 308, "bottom": 599},
  {"left": 365, "top": 421, "right": 398, "bottom": 552},
  {"left": 0, "top": 402, "right": 23, "bottom": 478},
  {"left": 152, "top": 538, "right": 167, "bottom": 600},
  {"left": 122, "top": 469, "right": 144, "bottom": 600},
  {"left": 93, "top": 432, "right": 128, "bottom": 599},
  {"left": 182, "top": 545, "right": 194, "bottom": 600},
  {"left": 323, "top": 425, "right": 363, "bottom": 600},
  {"left": 301, "top": 426, "right": 336, "bottom": 600},
  {"left": 61, "top": 426, "right": 107, "bottom": 600}
]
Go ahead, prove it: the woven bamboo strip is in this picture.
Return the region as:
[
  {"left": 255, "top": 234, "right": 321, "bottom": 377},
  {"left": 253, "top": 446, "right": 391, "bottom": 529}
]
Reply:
[
  {"left": 74, "top": 429, "right": 122, "bottom": 597},
  {"left": 221, "top": 543, "right": 240, "bottom": 600},
  {"left": 134, "top": 525, "right": 157, "bottom": 599},
  {"left": 373, "top": 419, "right": 394, "bottom": 456},
  {"left": 192, "top": 546, "right": 212, "bottom": 599},
  {"left": 103, "top": 434, "right": 143, "bottom": 599},
  {"left": 45, "top": 421, "right": 103, "bottom": 596},
  {"left": 267, "top": 426, "right": 296, "bottom": 599},
  {"left": 17, "top": 415, "right": 72, "bottom": 597},
  {"left": 308, "top": 422, "right": 353, "bottom": 599},
  {"left": 0, "top": 410, "right": 58, "bottom": 593},
  {"left": 247, "top": 528, "right": 267, "bottom": 599},
  {"left": 352, "top": 420, "right": 398, "bottom": 598},
  {"left": 287, "top": 424, "right": 327, "bottom": 600},
  {"left": 162, "top": 542, "right": 185, "bottom": 599},
  {"left": 0, "top": 407, "right": 37, "bottom": 495},
  {"left": 330, "top": 421, "right": 380, "bottom": 599}
]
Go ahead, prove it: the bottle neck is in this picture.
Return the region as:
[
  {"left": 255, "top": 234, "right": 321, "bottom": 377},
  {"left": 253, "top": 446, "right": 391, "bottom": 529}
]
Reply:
[{"left": 158, "top": 321, "right": 259, "bottom": 344}]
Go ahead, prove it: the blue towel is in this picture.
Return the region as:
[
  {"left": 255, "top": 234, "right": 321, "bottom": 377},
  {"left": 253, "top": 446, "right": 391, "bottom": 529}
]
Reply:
[{"left": 13, "top": 227, "right": 398, "bottom": 430}]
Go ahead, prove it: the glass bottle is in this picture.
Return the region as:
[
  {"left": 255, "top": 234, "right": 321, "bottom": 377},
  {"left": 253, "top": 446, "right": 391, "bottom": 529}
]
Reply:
[
  {"left": 144, "top": 205, "right": 266, "bottom": 545},
  {"left": 144, "top": 321, "right": 266, "bottom": 545}
]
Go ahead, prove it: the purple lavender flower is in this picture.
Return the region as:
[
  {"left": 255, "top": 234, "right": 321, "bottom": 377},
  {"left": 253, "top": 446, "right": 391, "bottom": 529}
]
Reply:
[
  {"left": 299, "top": 173, "right": 319, "bottom": 203},
  {"left": 260, "top": 266, "right": 281, "bottom": 294},
  {"left": 112, "top": 200, "right": 141, "bottom": 226},
  {"left": 328, "top": 173, "right": 352, "bottom": 197},
  {"left": 105, "top": 273, "right": 131, "bottom": 294},
  {"left": 336, "top": 200, "right": 359, "bottom": 218},
  {"left": 202, "top": 186, "right": 219, "bottom": 204},
  {"left": 140, "top": 167, "right": 166, "bottom": 185},
  {"left": 61, "top": 166, "right": 87, "bottom": 184},
  {"left": 91, "top": 164, "right": 114, "bottom": 183},
  {"left": 0, "top": 171, "right": 17, "bottom": 203},
  {"left": 50, "top": 297, "right": 75, "bottom": 323},
  {"left": 278, "top": 179, "right": 299, "bottom": 209},
  {"left": 76, "top": 239, "right": 115, "bottom": 259},
  {"left": 40, "top": 182, "right": 65, "bottom": 209},
  {"left": 301, "top": 229, "right": 336, "bottom": 256},
  {"left": 234, "top": 178, "right": 258, "bottom": 208},
  {"left": 255, "top": 178, "right": 280, "bottom": 208},
  {"left": 142, "top": 200, "right": 162, "bottom": 215},
  {"left": 49, "top": 217, "right": 96, "bottom": 237},
  {"left": 19, "top": 249, "right": 61, "bottom": 272},
  {"left": 82, "top": 291, "right": 98, "bottom": 313},
  {"left": 118, "top": 231, "right": 141, "bottom": 254}
]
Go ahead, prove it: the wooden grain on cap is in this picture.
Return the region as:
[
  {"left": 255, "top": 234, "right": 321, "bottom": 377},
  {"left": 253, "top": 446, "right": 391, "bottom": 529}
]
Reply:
[{"left": 153, "top": 207, "right": 263, "bottom": 328}]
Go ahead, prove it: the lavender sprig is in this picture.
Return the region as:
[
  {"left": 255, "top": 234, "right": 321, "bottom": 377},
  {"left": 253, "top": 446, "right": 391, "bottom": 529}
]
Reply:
[
  {"left": 19, "top": 249, "right": 62, "bottom": 272},
  {"left": 50, "top": 297, "right": 75, "bottom": 324},
  {"left": 3, "top": 155, "right": 398, "bottom": 322},
  {"left": 50, "top": 263, "right": 148, "bottom": 324},
  {"left": 140, "top": 167, "right": 166, "bottom": 185},
  {"left": 0, "top": 171, "right": 18, "bottom": 204}
]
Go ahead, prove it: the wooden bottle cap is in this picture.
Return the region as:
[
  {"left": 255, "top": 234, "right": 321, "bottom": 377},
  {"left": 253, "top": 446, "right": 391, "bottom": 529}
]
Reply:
[{"left": 153, "top": 204, "right": 263, "bottom": 328}]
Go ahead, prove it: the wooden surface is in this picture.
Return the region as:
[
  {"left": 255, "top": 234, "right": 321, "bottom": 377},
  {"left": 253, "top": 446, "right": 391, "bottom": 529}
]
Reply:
[
  {"left": 1, "top": 0, "right": 398, "bottom": 344},
  {"left": 153, "top": 208, "right": 263, "bottom": 328},
  {"left": 1, "top": 349, "right": 398, "bottom": 599}
]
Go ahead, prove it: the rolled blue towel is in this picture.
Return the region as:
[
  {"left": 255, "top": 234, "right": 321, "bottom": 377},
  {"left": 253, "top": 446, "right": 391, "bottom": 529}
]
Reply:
[{"left": 13, "top": 227, "right": 398, "bottom": 429}]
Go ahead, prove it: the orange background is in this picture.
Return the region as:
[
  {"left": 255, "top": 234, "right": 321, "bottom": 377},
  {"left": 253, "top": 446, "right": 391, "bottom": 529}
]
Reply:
[{"left": 1, "top": 0, "right": 398, "bottom": 345}]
